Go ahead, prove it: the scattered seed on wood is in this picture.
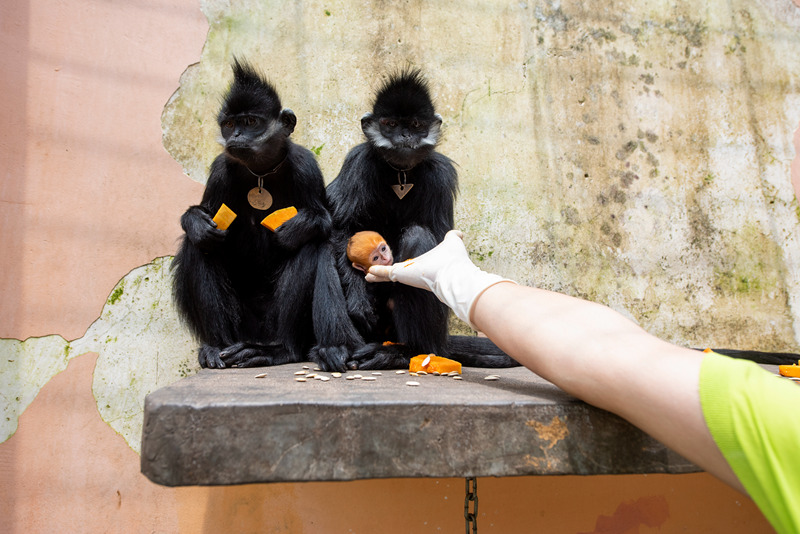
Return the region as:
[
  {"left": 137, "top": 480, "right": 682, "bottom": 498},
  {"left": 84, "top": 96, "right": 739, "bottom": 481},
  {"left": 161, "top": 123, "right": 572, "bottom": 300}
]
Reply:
[
  {"left": 432, "top": 371, "right": 440, "bottom": 376},
  {"left": 395, "top": 370, "right": 406, "bottom": 374},
  {"left": 317, "top": 376, "right": 331, "bottom": 382},
  {"left": 305, "top": 373, "right": 318, "bottom": 379},
  {"left": 295, "top": 377, "right": 307, "bottom": 382},
  {"left": 410, "top": 372, "right": 419, "bottom": 377},
  {"left": 453, "top": 376, "right": 463, "bottom": 380},
  {"left": 417, "top": 371, "right": 428, "bottom": 376},
  {"left": 352, "top": 374, "right": 363, "bottom": 379},
  {"left": 254, "top": 373, "right": 268, "bottom": 379},
  {"left": 362, "top": 376, "right": 377, "bottom": 381},
  {"left": 484, "top": 375, "right": 500, "bottom": 381},
  {"left": 346, "top": 376, "right": 355, "bottom": 380},
  {"left": 314, "top": 367, "right": 321, "bottom": 371},
  {"left": 406, "top": 381, "right": 420, "bottom": 386},
  {"left": 294, "top": 370, "right": 307, "bottom": 375},
  {"left": 372, "top": 372, "right": 382, "bottom": 376},
  {"left": 302, "top": 365, "right": 310, "bottom": 369},
  {"left": 331, "top": 372, "right": 342, "bottom": 378}
]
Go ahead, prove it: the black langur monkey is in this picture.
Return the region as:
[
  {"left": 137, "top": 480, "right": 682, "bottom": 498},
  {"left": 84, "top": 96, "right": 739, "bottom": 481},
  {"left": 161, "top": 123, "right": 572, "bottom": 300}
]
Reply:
[
  {"left": 172, "top": 59, "right": 361, "bottom": 371},
  {"left": 326, "top": 69, "right": 518, "bottom": 370}
]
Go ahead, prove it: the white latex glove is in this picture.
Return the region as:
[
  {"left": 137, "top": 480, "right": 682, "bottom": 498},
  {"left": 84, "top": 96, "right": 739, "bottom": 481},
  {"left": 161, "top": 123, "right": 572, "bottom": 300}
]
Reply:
[{"left": 366, "top": 230, "right": 514, "bottom": 329}]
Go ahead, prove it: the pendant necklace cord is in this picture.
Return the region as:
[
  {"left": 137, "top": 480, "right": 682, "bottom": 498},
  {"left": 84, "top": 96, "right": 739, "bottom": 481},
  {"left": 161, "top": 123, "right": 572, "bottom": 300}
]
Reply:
[
  {"left": 244, "top": 153, "right": 288, "bottom": 192},
  {"left": 387, "top": 161, "right": 416, "bottom": 200},
  {"left": 386, "top": 161, "right": 414, "bottom": 187}
]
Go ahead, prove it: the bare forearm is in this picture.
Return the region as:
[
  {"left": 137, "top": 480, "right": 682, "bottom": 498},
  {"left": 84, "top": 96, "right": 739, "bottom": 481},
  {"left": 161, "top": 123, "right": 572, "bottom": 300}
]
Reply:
[{"left": 471, "top": 282, "right": 743, "bottom": 492}]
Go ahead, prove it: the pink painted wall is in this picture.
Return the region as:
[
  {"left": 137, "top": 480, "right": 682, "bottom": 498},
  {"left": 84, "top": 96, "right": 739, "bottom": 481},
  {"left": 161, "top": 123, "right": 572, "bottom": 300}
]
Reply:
[{"left": 0, "top": 0, "right": 790, "bottom": 532}]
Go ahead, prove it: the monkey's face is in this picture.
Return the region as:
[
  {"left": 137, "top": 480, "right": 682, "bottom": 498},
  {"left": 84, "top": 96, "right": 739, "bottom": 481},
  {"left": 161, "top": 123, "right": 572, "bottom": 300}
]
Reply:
[
  {"left": 219, "top": 108, "right": 296, "bottom": 166},
  {"left": 371, "top": 241, "right": 393, "bottom": 266},
  {"left": 362, "top": 113, "right": 442, "bottom": 169}
]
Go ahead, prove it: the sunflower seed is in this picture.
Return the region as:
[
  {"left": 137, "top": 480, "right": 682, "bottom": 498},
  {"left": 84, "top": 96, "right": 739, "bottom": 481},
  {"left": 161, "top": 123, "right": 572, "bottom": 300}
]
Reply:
[
  {"left": 294, "top": 370, "right": 307, "bottom": 376},
  {"left": 372, "top": 372, "right": 382, "bottom": 376},
  {"left": 453, "top": 376, "right": 463, "bottom": 380},
  {"left": 331, "top": 372, "right": 342, "bottom": 378},
  {"left": 484, "top": 375, "right": 500, "bottom": 381},
  {"left": 346, "top": 376, "right": 355, "bottom": 380},
  {"left": 362, "top": 376, "right": 377, "bottom": 381},
  {"left": 254, "top": 373, "right": 268, "bottom": 378},
  {"left": 406, "top": 381, "right": 420, "bottom": 386},
  {"left": 295, "top": 377, "right": 307, "bottom": 382},
  {"left": 422, "top": 355, "right": 432, "bottom": 367},
  {"left": 417, "top": 371, "right": 428, "bottom": 376},
  {"left": 395, "top": 370, "right": 406, "bottom": 374}
]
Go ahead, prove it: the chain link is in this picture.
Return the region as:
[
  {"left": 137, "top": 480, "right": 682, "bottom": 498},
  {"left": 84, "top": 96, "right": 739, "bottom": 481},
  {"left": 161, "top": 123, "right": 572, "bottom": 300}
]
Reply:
[{"left": 464, "top": 477, "right": 478, "bottom": 534}]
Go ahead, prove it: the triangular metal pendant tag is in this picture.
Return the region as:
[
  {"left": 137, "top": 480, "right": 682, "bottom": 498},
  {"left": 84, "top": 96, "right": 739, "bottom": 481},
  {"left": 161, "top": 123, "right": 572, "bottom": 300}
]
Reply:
[{"left": 392, "top": 183, "right": 414, "bottom": 199}]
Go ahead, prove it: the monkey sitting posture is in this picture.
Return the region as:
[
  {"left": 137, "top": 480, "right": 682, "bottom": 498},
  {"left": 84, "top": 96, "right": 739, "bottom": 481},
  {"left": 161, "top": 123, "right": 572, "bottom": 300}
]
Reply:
[{"left": 347, "top": 231, "right": 394, "bottom": 273}]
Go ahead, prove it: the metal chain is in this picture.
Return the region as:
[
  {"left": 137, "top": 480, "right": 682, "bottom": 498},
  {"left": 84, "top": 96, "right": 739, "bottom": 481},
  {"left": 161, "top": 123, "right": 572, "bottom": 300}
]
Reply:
[{"left": 464, "top": 477, "right": 478, "bottom": 534}]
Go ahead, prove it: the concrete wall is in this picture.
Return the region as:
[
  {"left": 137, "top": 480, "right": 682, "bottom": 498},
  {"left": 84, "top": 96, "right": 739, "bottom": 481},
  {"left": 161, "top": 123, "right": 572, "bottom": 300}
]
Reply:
[{"left": 2, "top": 0, "right": 798, "bottom": 532}]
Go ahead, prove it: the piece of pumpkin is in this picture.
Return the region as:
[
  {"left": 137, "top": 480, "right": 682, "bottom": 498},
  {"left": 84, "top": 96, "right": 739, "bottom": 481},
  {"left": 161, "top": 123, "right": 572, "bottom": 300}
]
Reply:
[
  {"left": 261, "top": 206, "right": 298, "bottom": 231},
  {"left": 779, "top": 362, "right": 800, "bottom": 378},
  {"left": 212, "top": 203, "right": 237, "bottom": 230},
  {"left": 409, "top": 354, "right": 462, "bottom": 374}
]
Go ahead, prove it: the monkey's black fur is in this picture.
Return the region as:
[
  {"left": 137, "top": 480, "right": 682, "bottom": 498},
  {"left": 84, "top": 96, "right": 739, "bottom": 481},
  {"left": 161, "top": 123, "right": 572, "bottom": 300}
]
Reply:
[
  {"left": 327, "top": 69, "right": 518, "bottom": 370},
  {"left": 172, "top": 60, "right": 361, "bottom": 371}
]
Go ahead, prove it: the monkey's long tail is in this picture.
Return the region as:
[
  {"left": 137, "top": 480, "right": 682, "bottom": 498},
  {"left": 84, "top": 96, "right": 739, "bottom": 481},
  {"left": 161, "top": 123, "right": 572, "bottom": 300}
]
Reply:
[{"left": 697, "top": 348, "right": 799, "bottom": 365}]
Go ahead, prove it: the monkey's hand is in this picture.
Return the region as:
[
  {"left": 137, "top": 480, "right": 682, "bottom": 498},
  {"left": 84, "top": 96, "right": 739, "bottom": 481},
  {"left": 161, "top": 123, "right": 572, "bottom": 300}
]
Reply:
[
  {"left": 181, "top": 205, "right": 226, "bottom": 251},
  {"left": 366, "top": 230, "right": 513, "bottom": 329},
  {"left": 274, "top": 209, "right": 331, "bottom": 250}
]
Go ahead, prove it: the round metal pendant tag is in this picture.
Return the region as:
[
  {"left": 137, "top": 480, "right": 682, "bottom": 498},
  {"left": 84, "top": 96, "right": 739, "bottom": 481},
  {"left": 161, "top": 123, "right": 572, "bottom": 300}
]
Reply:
[{"left": 247, "top": 187, "right": 273, "bottom": 210}]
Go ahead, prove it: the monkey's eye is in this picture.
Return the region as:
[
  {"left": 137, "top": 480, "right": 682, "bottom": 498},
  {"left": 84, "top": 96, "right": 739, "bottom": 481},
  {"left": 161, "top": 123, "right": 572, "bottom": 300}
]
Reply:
[
  {"left": 246, "top": 116, "right": 258, "bottom": 126},
  {"left": 222, "top": 119, "right": 234, "bottom": 129},
  {"left": 380, "top": 118, "right": 398, "bottom": 128},
  {"left": 372, "top": 255, "right": 380, "bottom": 262},
  {"left": 380, "top": 245, "right": 387, "bottom": 252}
]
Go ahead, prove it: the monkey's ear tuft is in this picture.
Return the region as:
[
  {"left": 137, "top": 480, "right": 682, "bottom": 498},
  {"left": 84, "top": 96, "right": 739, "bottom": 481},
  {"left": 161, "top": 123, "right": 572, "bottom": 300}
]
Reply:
[
  {"left": 221, "top": 58, "right": 282, "bottom": 119},
  {"left": 373, "top": 69, "right": 435, "bottom": 118}
]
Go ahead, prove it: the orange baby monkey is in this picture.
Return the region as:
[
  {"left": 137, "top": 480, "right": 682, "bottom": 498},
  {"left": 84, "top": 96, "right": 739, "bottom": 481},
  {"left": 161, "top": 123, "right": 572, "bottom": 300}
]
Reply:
[{"left": 347, "top": 231, "right": 394, "bottom": 273}]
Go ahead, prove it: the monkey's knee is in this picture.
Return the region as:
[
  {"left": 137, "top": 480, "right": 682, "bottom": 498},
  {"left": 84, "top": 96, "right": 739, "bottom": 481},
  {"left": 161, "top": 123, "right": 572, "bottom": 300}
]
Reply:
[{"left": 398, "top": 225, "right": 436, "bottom": 259}]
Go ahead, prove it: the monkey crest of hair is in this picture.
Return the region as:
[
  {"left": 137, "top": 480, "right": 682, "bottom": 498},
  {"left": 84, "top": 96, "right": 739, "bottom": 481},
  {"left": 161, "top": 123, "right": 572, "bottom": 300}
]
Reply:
[
  {"left": 347, "top": 231, "right": 384, "bottom": 265},
  {"left": 373, "top": 69, "right": 436, "bottom": 119},
  {"left": 219, "top": 59, "right": 282, "bottom": 121}
]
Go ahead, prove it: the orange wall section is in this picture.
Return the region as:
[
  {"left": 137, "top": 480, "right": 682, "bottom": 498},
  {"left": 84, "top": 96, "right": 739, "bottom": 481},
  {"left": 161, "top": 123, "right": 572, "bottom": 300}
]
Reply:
[{"left": 0, "top": 0, "right": 206, "bottom": 341}]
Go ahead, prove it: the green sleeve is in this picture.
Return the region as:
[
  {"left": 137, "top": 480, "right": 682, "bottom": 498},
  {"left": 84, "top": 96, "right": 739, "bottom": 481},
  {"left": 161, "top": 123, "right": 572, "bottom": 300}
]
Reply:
[{"left": 700, "top": 352, "right": 800, "bottom": 534}]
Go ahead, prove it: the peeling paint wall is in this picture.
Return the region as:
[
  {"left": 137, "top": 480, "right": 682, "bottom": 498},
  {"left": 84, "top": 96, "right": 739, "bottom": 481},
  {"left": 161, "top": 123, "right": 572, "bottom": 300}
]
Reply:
[{"left": 2, "top": 0, "right": 797, "bottom": 532}]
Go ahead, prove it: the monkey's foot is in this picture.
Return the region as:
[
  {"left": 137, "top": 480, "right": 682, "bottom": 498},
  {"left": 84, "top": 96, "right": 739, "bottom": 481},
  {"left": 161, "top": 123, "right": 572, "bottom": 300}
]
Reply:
[
  {"left": 308, "top": 344, "right": 350, "bottom": 372},
  {"left": 198, "top": 344, "right": 226, "bottom": 369},
  {"left": 218, "top": 342, "right": 297, "bottom": 368},
  {"left": 346, "top": 342, "right": 413, "bottom": 370}
]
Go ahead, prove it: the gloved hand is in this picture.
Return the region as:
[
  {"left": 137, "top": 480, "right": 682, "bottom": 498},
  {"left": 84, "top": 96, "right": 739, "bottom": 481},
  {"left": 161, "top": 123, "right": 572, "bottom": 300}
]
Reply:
[{"left": 366, "top": 230, "right": 514, "bottom": 329}]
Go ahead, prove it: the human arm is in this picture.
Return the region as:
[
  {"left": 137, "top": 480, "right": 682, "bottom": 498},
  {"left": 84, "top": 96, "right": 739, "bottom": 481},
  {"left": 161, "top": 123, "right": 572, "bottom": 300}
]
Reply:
[{"left": 368, "top": 230, "right": 744, "bottom": 492}]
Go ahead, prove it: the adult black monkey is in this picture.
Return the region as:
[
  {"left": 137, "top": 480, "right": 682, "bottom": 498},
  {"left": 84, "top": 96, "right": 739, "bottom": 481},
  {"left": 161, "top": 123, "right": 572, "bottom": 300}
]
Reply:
[
  {"left": 172, "top": 60, "right": 361, "bottom": 371},
  {"left": 327, "top": 69, "right": 518, "bottom": 370}
]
